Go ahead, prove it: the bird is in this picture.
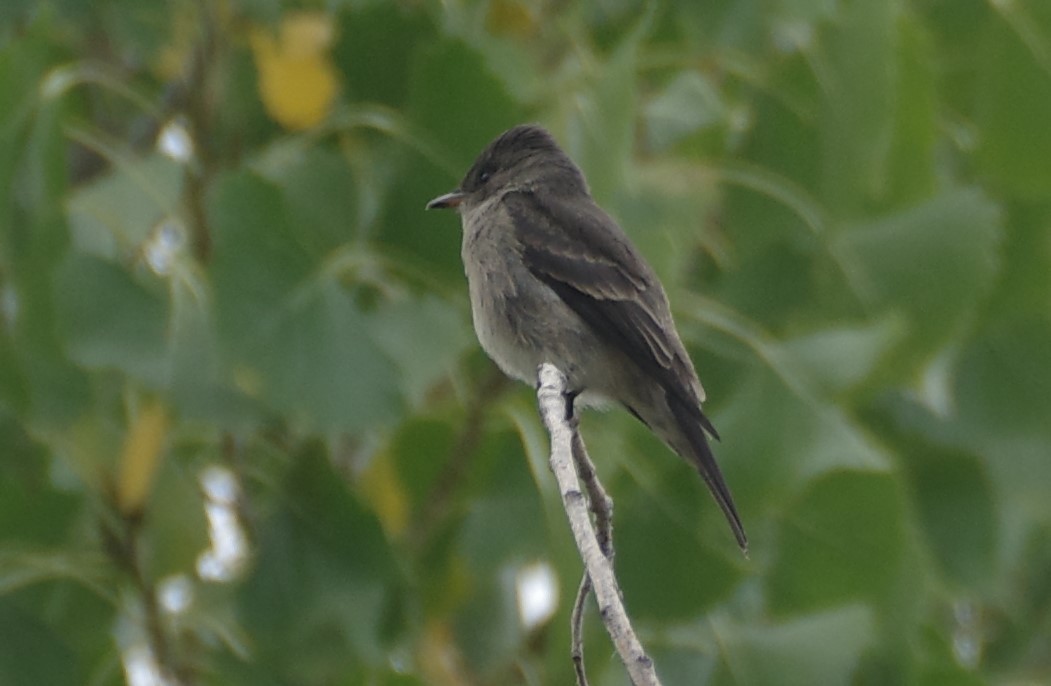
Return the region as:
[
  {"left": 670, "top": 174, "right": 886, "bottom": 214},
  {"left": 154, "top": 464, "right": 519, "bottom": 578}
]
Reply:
[{"left": 426, "top": 124, "right": 746, "bottom": 552}]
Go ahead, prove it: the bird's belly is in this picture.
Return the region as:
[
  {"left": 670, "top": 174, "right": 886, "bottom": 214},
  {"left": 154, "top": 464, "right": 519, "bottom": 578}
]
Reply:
[{"left": 468, "top": 268, "right": 602, "bottom": 391}]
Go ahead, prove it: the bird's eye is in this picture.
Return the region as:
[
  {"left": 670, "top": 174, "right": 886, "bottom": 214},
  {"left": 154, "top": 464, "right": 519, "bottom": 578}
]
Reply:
[{"left": 479, "top": 170, "right": 491, "bottom": 184}]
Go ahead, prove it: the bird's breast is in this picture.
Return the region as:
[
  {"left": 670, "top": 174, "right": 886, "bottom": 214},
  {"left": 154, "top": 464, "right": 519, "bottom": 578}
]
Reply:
[{"left": 459, "top": 203, "right": 599, "bottom": 389}]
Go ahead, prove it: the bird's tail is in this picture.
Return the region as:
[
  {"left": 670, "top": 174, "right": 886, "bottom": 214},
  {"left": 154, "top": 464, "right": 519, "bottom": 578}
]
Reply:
[{"left": 666, "top": 393, "right": 748, "bottom": 553}]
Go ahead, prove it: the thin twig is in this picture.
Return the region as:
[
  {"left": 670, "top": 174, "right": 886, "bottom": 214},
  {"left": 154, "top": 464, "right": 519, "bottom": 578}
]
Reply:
[
  {"left": 571, "top": 573, "right": 592, "bottom": 686},
  {"left": 569, "top": 431, "right": 615, "bottom": 685},
  {"left": 536, "top": 364, "right": 661, "bottom": 686},
  {"left": 572, "top": 432, "right": 614, "bottom": 558}
]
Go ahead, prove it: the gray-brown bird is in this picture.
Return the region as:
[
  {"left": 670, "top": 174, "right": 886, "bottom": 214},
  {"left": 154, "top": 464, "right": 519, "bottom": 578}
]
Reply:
[{"left": 427, "top": 124, "right": 746, "bottom": 551}]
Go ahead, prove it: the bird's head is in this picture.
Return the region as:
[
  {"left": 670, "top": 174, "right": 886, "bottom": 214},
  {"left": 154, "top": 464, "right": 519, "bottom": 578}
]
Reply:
[{"left": 426, "top": 124, "right": 587, "bottom": 212}]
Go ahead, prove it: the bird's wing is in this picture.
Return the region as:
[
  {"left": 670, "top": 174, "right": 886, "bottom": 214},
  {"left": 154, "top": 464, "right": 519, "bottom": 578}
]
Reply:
[
  {"left": 503, "top": 189, "right": 717, "bottom": 437},
  {"left": 505, "top": 189, "right": 745, "bottom": 549}
]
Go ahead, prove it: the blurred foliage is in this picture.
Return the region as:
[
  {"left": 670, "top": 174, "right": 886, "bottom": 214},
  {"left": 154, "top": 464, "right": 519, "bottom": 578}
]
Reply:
[{"left": 0, "top": 0, "right": 1049, "bottom": 684}]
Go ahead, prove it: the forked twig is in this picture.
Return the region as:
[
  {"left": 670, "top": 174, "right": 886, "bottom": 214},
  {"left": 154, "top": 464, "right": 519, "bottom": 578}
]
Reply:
[{"left": 536, "top": 364, "right": 660, "bottom": 686}]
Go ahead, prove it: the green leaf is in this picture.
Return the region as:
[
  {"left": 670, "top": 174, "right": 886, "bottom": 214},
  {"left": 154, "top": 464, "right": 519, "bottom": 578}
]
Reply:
[
  {"left": 616, "top": 464, "right": 744, "bottom": 619},
  {"left": 643, "top": 70, "right": 727, "bottom": 152},
  {"left": 209, "top": 171, "right": 401, "bottom": 431},
  {"left": 0, "top": 455, "right": 79, "bottom": 546},
  {"left": 974, "top": 1, "right": 1051, "bottom": 198},
  {"left": 767, "top": 471, "right": 908, "bottom": 614},
  {"left": 867, "top": 395, "right": 999, "bottom": 589},
  {"left": 954, "top": 318, "right": 1051, "bottom": 442},
  {"left": 0, "top": 23, "right": 65, "bottom": 230},
  {"left": 886, "top": 15, "right": 938, "bottom": 203},
  {"left": 66, "top": 154, "right": 183, "bottom": 259},
  {"left": 386, "top": 38, "right": 521, "bottom": 278},
  {"left": 335, "top": 3, "right": 432, "bottom": 108},
  {"left": 142, "top": 459, "right": 209, "bottom": 579},
  {"left": 779, "top": 316, "right": 905, "bottom": 394},
  {"left": 0, "top": 31, "right": 88, "bottom": 428},
  {"left": 54, "top": 254, "right": 168, "bottom": 385},
  {"left": 818, "top": 0, "right": 898, "bottom": 213},
  {"left": 833, "top": 188, "right": 1003, "bottom": 367},
  {"left": 407, "top": 39, "right": 520, "bottom": 172},
  {"left": 454, "top": 565, "right": 524, "bottom": 677},
  {"left": 253, "top": 144, "right": 361, "bottom": 253},
  {"left": 912, "top": 448, "right": 997, "bottom": 589},
  {"left": 209, "top": 171, "right": 313, "bottom": 334},
  {"left": 709, "top": 362, "right": 888, "bottom": 516},
  {"left": 370, "top": 296, "right": 472, "bottom": 408},
  {"left": 456, "top": 429, "right": 548, "bottom": 569},
  {"left": 385, "top": 418, "right": 456, "bottom": 508},
  {"left": 0, "top": 600, "right": 81, "bottom": 686},
  {"left": 265, "top": 282, "right": 401, "bottom": 430},
  {"left": 712, "top": 605, "right": 877, "bottom": 686},
  {"left": 564, "top": 20, "right": 643, "bottom": 203},
  {"left": 952, "top": 319, "right": 1051, "bottom": 517},
  {"left": 165, "top": 273, "right": 230, "bottom": 419},
  {"left": 623, "top": 161, "right": 721, "bottom": 281},
  {"left": 448, "top": 427, "right": 550, "bottom": 675},
  {"left": 239, "top": 447, "right": 406, "bottom": 676}
]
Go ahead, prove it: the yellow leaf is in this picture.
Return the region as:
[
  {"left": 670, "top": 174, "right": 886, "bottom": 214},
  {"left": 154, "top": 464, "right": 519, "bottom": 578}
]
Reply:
[
  {"left": 116, "top": 400, "right": 170, "bottom": 516},
  {"left": 359, "top": 451, "right": 409, "bottom": 538},
  {"left": 485, "top": 0, "right": 536, "bottom": 39},
  {"left": 419, "top": 620, "right": 469, "bottom": 686},
  {"left": 251, "top": 12, "right": 340, "bottom": 131}
]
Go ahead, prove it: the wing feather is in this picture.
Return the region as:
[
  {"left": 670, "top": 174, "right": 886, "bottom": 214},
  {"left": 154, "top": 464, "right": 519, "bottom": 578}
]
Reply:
[
  {"left": 504, "top": 189, "right": 714, "bottom": 434},
  {"left": 504, "top": 189, "right": 739, "bottom": 546}
]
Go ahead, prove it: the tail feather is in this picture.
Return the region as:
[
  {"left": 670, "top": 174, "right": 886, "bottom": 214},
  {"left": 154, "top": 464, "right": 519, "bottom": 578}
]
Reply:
[{"left": 666, "top": 393, "right": 747, "bottom": 552}]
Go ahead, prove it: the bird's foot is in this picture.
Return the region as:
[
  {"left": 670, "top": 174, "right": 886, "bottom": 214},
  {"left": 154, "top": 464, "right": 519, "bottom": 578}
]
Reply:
[{"left": 563, "top": 389, "right": 580, "bottom": 425}]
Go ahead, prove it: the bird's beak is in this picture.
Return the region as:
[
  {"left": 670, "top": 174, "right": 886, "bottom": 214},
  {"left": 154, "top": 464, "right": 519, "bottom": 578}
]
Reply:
[{"left": 426, "top": 190, "right": 466, "bottom": 210}]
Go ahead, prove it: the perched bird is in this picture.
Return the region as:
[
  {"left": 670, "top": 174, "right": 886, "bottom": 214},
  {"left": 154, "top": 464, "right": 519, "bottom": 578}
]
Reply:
[{"left": 427, "top": 124, "right": 746, "bottom": 551}]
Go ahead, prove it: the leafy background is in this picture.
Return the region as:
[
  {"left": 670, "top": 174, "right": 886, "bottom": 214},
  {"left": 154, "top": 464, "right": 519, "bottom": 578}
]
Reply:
[{"left": 1, "top": 0, "right": 1049, "bottom": 684}]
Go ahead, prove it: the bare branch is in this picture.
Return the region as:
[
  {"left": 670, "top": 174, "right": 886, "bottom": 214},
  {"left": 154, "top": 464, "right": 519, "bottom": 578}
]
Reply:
[
  {"left": 571, "top": 573, "right": 592, "bottom": 686},
  {"left": 569, "top": 431, "right": 615, "bottom": 685},
  {"left": 572, "top": 431, "right": 614, "bottom": 559},
  {"left": 536, "top": 363, "right": 661, "bottom": 686}
]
